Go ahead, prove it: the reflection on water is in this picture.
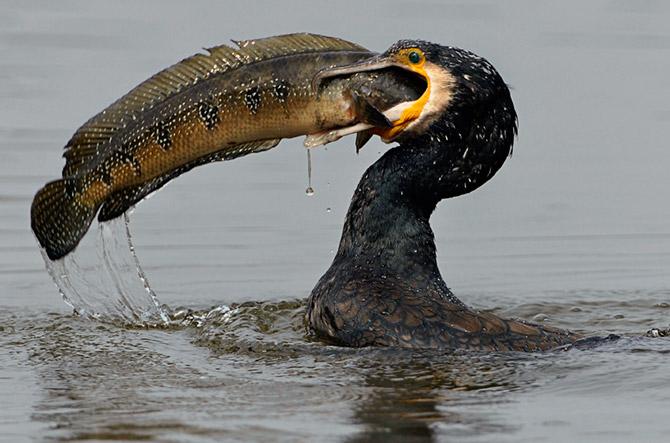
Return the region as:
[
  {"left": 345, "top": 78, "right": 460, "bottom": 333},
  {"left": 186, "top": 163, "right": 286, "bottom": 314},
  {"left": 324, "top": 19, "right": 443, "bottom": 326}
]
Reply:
[{"left": 2, "top": 0, "right": 670, "bottom": 441}]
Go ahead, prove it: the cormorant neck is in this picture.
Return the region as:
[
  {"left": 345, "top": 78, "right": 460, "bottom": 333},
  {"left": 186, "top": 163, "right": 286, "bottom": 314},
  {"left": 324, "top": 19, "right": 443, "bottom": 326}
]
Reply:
[
  {"left": 333, "top": 93, "right": 515, "bottom": 280},
  {"left": 332, "top": 141, "right": 453, "bottom": 280},
  {"left": 334, "top": 149, "right": 440, "bottom": 280}
]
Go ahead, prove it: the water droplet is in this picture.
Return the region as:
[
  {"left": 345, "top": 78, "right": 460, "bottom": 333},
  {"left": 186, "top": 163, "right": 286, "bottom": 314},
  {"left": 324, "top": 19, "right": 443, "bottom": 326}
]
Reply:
[
  {"left": 305, "top": 187, "right": 315, "bottom": 196},
  {"left": 326, "top": 207, "right": 331, "bottom": 213}
]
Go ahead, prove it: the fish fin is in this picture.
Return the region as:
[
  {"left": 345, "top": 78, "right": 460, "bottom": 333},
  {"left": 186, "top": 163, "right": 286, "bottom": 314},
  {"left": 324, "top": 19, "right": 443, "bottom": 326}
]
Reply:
[
  {"left": 232, "top": 33, "right": 367, "bottom": 58},
  {"left": 350, "top": 92, "right": 393, "bottom": 128},
  {"left": 355, "top": 130, "right": 374, "bottom": 153},
  {"left": 62, "top": 33, "right": 368, "bottom": 177},
  {"left": 31, "top": 178, "right": 100, "bottom": 260},
  {"left": 98, "top": 139, "right": 281, "bottom": 222},
  {"left": 303, "top": 133, "right": 331, "bottom": 148}
]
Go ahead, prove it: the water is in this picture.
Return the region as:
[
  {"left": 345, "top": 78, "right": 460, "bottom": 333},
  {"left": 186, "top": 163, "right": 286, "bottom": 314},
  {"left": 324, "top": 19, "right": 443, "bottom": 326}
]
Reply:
[
  {"left": 1, "top": 1, "right": 670, "bottom": 441},
  {"left": 306, "top": 148, "right": 315, "bottom": 196},
  {"left": 41, "top": 215, "right": 169, "bottom": 324}
]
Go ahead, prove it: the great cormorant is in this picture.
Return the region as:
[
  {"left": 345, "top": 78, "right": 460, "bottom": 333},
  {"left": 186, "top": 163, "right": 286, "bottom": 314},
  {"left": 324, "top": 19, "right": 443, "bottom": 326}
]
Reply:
[{"left": 307, "top": 40, "right": 579, "bottom": 351}]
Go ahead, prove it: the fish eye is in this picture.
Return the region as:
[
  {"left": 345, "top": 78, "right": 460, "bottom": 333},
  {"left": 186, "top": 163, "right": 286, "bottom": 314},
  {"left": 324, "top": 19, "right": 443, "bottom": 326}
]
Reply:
[{"left": 408, "top": 51, "right": 421, "bottom": 64}]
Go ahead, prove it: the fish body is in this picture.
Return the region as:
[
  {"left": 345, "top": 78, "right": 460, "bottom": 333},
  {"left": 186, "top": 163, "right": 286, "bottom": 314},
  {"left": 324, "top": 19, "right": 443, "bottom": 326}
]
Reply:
[{"left": 31, "top": 33, "right": 423, "bottom": 260}]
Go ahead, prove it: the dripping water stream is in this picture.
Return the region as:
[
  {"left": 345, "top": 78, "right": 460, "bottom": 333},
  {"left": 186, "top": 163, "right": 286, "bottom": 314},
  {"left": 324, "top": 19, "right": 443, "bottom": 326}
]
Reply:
[
  {"left": 305, "top": 147, "right": 315, "bottom": 196},
  {"left": 40, "top": 214, "right": 170, "bottom": 325}
]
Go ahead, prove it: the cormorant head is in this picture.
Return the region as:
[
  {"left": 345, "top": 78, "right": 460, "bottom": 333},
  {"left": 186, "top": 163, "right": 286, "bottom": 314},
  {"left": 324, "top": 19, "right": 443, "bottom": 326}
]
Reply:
[
  {"left": 316, "top": 39, "right": 518, "bottom": 200},
  {"left": 317, "top": 39, "right": 518, "bottom": 156}
]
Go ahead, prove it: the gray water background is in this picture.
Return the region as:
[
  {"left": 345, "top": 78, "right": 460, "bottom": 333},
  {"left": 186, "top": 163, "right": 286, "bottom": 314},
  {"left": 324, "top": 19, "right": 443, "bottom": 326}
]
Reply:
[{"left": 1, "top": 1, "right": 669, "bottom": 441}]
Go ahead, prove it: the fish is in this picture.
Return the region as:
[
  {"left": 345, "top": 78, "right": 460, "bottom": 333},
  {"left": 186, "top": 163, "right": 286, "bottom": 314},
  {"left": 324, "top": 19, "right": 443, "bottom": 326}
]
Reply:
[
  {"left": 305, "top": 66, "right": 426, "bottom": 150},
  {"left": 31, "top": 33, "right": 425, "bottom": 261}
]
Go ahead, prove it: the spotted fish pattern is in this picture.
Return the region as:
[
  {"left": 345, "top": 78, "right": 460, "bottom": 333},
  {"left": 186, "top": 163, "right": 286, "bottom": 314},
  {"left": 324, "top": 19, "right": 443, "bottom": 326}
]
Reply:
[{"left": 31, "top": 33, "right": 397, "bottom": 260}]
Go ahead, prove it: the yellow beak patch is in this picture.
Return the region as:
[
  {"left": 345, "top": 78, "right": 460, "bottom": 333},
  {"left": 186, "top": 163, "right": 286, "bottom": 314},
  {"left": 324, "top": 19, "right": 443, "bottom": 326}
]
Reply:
[{"left": 378, "top": 48, "right": 432, "bottom": 140}]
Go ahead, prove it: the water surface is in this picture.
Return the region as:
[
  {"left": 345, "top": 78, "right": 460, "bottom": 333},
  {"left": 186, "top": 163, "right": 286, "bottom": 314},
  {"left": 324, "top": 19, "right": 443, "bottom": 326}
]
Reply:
[{"left": 1, "top": 1, "right": 669, "bottom": 441}]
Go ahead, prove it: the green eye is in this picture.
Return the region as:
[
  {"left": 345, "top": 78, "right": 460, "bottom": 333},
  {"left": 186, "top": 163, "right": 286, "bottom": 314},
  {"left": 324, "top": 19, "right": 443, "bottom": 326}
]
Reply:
[{"left": 408, "top": 51, "right": 421, "bottom": 64}]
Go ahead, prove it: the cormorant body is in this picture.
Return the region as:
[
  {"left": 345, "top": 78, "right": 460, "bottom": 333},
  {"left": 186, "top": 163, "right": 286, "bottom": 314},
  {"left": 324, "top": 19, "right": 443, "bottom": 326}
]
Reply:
[{"left": 307, "top": 41, "right": 579, "bottom": 351}]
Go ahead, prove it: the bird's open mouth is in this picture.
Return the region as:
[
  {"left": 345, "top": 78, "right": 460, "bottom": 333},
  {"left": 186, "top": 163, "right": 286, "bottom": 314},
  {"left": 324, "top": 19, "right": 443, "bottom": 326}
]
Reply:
[{"left": 312, "top": 53, "right": 431, "bottom": 143}]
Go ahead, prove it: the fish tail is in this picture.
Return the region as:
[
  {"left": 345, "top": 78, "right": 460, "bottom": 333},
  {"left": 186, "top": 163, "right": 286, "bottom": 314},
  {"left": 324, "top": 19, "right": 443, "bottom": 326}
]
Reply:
[{"left": 30, "top": 178, "right": 99, "bottom": 260}]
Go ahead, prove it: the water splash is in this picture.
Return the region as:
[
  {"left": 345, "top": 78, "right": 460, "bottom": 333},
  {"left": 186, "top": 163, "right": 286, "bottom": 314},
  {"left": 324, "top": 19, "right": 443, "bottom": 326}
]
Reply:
[
  {"left": 123, "top": 213, "right": 168, "bottom": 323},
  {"left": 41, "top": 215, "right": 170, "bottom": 325}
]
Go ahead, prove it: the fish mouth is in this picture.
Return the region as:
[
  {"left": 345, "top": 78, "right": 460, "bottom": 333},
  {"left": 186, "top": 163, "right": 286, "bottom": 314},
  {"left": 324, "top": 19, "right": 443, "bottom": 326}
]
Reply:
[{"left": 312, "top": 54, "right": 430, "bottom": 142}]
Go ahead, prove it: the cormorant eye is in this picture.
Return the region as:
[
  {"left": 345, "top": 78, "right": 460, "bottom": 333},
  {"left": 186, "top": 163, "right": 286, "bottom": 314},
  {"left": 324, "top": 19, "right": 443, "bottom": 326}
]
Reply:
[{"left": 408, "top": 51, "right": 421, "bottom": 64}]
